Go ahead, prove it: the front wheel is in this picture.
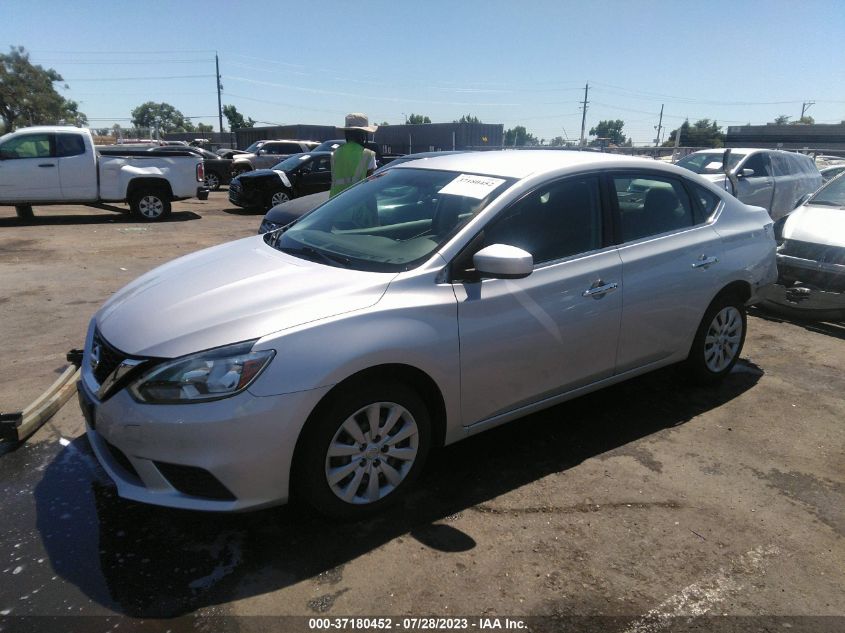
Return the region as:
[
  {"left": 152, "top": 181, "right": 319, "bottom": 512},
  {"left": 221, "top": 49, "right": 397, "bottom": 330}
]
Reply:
[
  {"left": 266, "top": 189, "right": 291, "bottom": 210},
  {"left": 129, "top": 189, "right": 172, "bottom": 221},
  {"left": 295, "top": 382, "right": 431, "bottom": 519},
  {"left": 684, "top": 294, "right": 747, "bottom": 384}
]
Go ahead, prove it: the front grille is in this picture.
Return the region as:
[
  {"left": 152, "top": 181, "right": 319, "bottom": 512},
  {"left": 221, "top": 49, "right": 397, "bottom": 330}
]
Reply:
[
  {"left": 105, "top": 440, "right": 141, "bottom": 482},
  {"left": 782, "top": 240, "right": 845, "bottom": 266},
  {"left": 91, "top": 330, "right": 128, "bottom": 385},
  {"left": 154, "top": 461, "right": 236, "bottom": 501}
]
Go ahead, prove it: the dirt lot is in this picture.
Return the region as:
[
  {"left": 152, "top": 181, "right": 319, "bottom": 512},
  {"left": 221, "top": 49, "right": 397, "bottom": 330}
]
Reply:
[{"left": 0, "top": 194, "right": 843, "bottom": 632}]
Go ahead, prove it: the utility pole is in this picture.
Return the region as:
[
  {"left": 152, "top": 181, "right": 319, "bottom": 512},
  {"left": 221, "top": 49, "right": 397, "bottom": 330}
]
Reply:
[
  {"left": 654, "top": 104, "right": 664, "bottom": 147},
  {"left": 579, "top": 83, "right": 589, "bottom": 147},
  {"left": 216, "top": 53, "right": 224, "bottom": 135},
  {"left": 800, "top": 100, "right": 815, "bottom": 121}
]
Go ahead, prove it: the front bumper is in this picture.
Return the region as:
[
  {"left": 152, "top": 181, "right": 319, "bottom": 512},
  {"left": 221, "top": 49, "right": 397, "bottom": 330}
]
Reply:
[
  {"left": 78, "top": 374, "right": 331, "bottom": 512},
  {"left": 758, "top": 282, "right": 845, "bottom": 318},
  {"left": 228, "top": 183, "right": 261, "bottom": 208}
]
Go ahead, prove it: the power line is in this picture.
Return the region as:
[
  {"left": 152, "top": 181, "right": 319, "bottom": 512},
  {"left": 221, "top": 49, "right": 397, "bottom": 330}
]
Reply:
[{"left": 60, "top": 74, "right": 216, "bottom": 82}]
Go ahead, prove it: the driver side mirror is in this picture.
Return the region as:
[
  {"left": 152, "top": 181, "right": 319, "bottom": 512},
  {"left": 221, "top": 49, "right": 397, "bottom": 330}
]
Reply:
[
  {"left": 737, "top": 168, "right": 755, "bottom": 178},
  {"left": 473, "top": 244, "right": 533, "bottom": 279},
  {"left": 256, "top": 149, "right": 266, "bottom": 156}
]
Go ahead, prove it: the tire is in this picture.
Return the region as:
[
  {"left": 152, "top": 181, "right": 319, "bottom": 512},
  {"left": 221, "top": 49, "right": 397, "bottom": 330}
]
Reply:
[
  {"left": 15, "top": 205, "right": 34, "bottom": 219},
  {"left": 295, "top": 381, "right": 431, "bottom": 519},
  {"left": 129, "top": 189, "right": 171, "bottom": 221},
  {"left": 204, "top": 171, "right": 221, "bottom": 191},
  {"left": 266, "top": 189, "right": 291, "bottom": 210},
  {"left": 684, "top": 293, "right": 747, "bottom": 384}
]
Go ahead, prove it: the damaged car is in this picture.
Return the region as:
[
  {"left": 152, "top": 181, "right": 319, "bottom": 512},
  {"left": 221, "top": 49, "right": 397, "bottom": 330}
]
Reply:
[{"left": 759, "top": 172, "right": 845, "bottom": 320}]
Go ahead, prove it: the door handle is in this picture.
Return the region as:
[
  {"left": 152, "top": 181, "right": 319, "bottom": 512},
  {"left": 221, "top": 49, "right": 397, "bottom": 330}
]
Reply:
[
  {"left": 582, "top": 281, "right": 619, "bottom": 298},
  {"left": 38, "top": 163, "right": 55, "bottom": 168},
  {"left": 691, "top": 255, "right": 719, "bottom": 269}
]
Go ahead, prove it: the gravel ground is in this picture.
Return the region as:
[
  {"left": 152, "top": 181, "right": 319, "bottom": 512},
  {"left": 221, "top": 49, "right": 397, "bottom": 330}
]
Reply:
[{"left": 0, "top": 194, "right": 842, "bottom": 632}]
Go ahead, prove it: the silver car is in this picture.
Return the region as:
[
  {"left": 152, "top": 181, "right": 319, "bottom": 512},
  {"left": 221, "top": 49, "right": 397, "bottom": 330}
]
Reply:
[{"left": 78, "top": 151, "right": 777, "bottom": 517}]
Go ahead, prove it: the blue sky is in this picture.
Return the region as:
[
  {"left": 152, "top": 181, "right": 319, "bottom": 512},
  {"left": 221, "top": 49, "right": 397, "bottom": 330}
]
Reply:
[{"left": 3, "top": 0, "right": 844, "bottom": 143}]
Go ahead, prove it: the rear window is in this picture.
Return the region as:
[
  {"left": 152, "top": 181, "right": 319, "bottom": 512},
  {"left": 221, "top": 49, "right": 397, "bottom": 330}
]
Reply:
[
  {"left": 55, "top": 134, "right": 86, "bottom": 157},
  {"left": 689, "top": 183, "right": 721, "bottom": 222}
]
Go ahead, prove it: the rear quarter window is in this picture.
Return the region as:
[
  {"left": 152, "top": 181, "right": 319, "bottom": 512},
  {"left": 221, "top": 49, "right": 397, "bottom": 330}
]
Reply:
[
  {"left": 689, "top": 183, "right": 721, "bottom": 222},
  {"left": 55, "top": 134, "right": 86, "bottom": 157}
]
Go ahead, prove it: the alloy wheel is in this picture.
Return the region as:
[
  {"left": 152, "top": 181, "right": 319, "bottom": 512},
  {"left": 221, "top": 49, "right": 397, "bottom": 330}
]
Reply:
[
  {"left": 138, "top": 195, "right": 164, "bottom": 218},
  {"left": 324, "top": 401, "right": 419, "bottom": 505},
  {"left": 704, "top": 306, "right": 743, "bottom": 373},
  {"left": 271, "top": 191, "right": 290, "bottom": 206}
]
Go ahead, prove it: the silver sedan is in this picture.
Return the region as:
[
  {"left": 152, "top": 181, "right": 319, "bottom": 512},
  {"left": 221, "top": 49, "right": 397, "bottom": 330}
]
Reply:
[{"left": 78, "top": 151, "right": 777, "bottom": 517}]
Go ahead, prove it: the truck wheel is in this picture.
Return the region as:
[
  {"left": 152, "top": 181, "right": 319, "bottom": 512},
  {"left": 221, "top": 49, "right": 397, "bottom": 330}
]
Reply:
[
  {"left": 204, "top": 171, "right": 221, "bottom": 191},
  {"left": 15, "top": 205, "right": 34, "bottom": 219},
  {"left": 130, "top": 190, "right": 171, "bottom": 221},
  {"left": 266, "top": 189, "right": 291, "bottom": 210}
]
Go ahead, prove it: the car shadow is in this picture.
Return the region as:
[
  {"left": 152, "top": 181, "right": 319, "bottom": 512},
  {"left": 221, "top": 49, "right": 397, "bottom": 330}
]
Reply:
[
  {"left": 0, "top": 209, "right": 201, "bottom": 227},
  {"left": 222, "top": 206, "right": 265, "bottom": 216},
  {"left": 749, "top": 307, "right": 845, "bottom": 341},
  {"left": 34, "top": 361, "right": 762, "bottom": 618}
]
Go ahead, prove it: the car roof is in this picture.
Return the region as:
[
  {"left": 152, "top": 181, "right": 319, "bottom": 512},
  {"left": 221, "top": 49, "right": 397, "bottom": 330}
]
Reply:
[{"left": 390, "top": 149, "right": 680, "bottom": 179}]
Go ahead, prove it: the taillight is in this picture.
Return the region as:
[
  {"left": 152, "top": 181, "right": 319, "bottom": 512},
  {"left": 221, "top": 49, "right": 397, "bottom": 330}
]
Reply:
[{"left": 196, "top": 161, "right": 205, "bottom": 183}]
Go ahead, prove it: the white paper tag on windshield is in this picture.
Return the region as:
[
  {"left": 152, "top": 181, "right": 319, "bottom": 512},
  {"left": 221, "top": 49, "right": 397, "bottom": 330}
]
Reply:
[
  {"left": 705, "top": 161, "right": 723, "bottom": 170},
  {"left": 439, "top": 174, "right": 506, "bottom": 199}
]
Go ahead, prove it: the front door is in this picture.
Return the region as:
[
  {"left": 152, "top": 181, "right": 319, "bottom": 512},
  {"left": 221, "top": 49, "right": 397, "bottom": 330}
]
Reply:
[
  {"left": 0, "top": 132, "right": 61, "bottom": 201},
  {"left": 455, "top": 175, "right": 623, "bottom": 426},
  {"left": 298, "top": 155, "right": 332, "bottom": 195},
  {"left": 735, "top": 152, "right": 774, "bottom": 214}
]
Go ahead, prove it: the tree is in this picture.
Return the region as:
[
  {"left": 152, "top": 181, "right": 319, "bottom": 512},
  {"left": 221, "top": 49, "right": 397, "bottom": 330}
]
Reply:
[
  {"left": 378, "top": 121, "right": 389, "bottom": 126},
  {"left": 773, "top": 115, "right": 791, "bottom": 125},
  {"left": 407, "top": 113, "right": 431, "bottom": 124},
  {"left": 589, "top": 119, "right": 626, "bottom": 145},
  {"left": 662, "top": 119, "right": 724, "bottom": 148},
  {"left": 0, "top": 45, "right": 87, "bottom": 131},
  {"left": 196, "top": 122, "right": 214, "bottom": 133},
  {"left": 131, "top": 101, "right": 192, "bottom": 133},
  {"left": 222, "top": 104, "right": 255, "bottom": 130},
  {"left": 548, "top": 136, "right": 566, "bottom": 147},
  {"left": 790, "top": 115, "right": 815, "bottom": 125},
  {"left": 504, "top": 126, "right": 539, "bottom": 146},
  {"left": 454, "top": 114, "right": 481, "bottom": 124}
]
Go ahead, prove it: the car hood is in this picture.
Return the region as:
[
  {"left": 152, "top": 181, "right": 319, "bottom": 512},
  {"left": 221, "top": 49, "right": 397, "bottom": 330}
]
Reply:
[
  {"left": 96, "top": 236, "right": 396, "bottom": 358},
  {"left": 784, "top": 204, "right": 845, "bottom": 247},
  {"left": 235, "top": 169, "right": 280, "bottom": 181}
]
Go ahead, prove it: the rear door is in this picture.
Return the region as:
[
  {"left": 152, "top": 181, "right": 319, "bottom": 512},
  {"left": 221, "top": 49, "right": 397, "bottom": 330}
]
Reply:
[
  {"left": 735, "top": 152, "right": 774, "bottom": 213},
  {"left": 0, "top": 132, "right": 61, "bottom": 201},
  {"left": 455, "top": 174, "right": 623, "bottom": 425},
  {"left": 610, "top": 171, "right": 722, "bottom": 373},
  {"left": 56, "top": 132, "right": 97, "bottom": 200}
]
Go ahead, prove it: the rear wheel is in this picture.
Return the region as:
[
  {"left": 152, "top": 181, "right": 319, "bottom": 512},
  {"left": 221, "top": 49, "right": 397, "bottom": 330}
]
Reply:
[
  {"left": 684, "top": 293, "right": 747, "bottom": 384},
  {"left": 295, "top": 382, "right": 431, "bottom": 519},
  {"left": 129, "top": 189, "right": 171, "bottom": 221},
  {"left": 204, "top": 171, "right": 221, "bottom": 191},
  {"left": 15, "top": 205, "right": 34, "bottom": 219}
]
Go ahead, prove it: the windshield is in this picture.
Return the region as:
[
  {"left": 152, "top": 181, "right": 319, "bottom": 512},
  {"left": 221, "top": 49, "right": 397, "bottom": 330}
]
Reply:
[
  {"left": 677, "top": 152, "right": 745, "bottom": 174},
  {"left": 809, "top": 173, "right": 845, "bottom": 207},
  {"left": 314, "top": 140, "right": 344, "bottom": 152},
  {"left": 272, "top": 154, "right": 311, "bottom": 171},
  {"left": 244, "top": 141, "right": 265, "bottom": 153},
  {"left": 266, "top": 168, "right": 514, "bottom": 272}
]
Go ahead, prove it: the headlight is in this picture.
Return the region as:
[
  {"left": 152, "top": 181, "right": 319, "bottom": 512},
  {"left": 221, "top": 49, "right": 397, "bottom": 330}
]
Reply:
[
  {"left": 259, "top": 219, "right": 283, "bottom": 234},
  {"left": 129, "top": 341, "right": 274, "bottom": 404}
]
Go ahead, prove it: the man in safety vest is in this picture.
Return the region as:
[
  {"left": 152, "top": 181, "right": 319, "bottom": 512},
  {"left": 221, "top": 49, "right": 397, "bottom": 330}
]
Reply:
[{"left": 330, "top": 113, "right": 378, "bottom": 198}]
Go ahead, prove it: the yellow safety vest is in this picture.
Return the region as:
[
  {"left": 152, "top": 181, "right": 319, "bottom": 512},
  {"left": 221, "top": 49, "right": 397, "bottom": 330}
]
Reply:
[{"left": 330, "top": 142, "right": 374, "bottom": 197}]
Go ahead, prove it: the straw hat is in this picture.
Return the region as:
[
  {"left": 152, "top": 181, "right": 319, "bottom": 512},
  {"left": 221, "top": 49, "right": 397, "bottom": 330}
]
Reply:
[{"left": 340, "top": 113, "right": 378, "bottom": 133}]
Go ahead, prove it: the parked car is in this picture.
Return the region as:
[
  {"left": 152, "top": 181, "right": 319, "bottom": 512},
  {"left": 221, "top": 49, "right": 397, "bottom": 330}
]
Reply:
[
  {"left": 229, "top": 151, "right": 333, "bottom": 210},
  {"left": 78, "top": 151, "right": 776, "bottom": 516},
  {"left": 758, "top": 171, "right": 845, "bottom": 320},
  {"left": 0, "top": 126, "right": 207, "bottom": 221},
  {"left": 148, "top": 146, "right": 233, "bottom": 191},
  {"left": 820, "top": 164, "right": 845, "bottom": 183},
  {"left": 258, "top": 150, "right": 469, "bottom": 233},
  {"left": 676, "top": 148, "right": 822, "bottom": 220},
  {"left": 216, "top": 148, "right": 248, "bottom": 160},
  {"left": 231, "top": 140, "right": 319, "bottom": 174}
]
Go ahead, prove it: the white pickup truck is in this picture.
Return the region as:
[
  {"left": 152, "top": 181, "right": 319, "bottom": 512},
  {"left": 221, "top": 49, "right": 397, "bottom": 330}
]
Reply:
[{"left": 0, "top": 126, "right": 208, "bottom": 221}]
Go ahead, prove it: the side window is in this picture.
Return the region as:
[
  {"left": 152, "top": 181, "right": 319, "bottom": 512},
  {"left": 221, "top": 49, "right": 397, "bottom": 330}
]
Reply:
[
  {"left": 689, "top": 183, "right": 721, "bottom": 222},
  {"left": 770, "top": 153, "right": 792, "bottom": 177},
  {"left": 313, "top": 156, "right": 331, "bottom": 172},
  {"left": 741, "top": 153, "right": 771, "bottom": 177},
  {"left": 482, "top": 176, "right": 603, "bottom": 265},
  {"left": 280, "top": 143, "right": 303, "bottom": 154},
  {"left": 264, "top": 144, "right": 282, "bottom": 155},
  {"left": 0, "top": 133, "right": 52, "bottom": 159},
  {"left": 612, "top": 174, "right": 694, "bottom": 242},
  {"left": 55, "top": 134, "right": 86, "bottom": 157}
]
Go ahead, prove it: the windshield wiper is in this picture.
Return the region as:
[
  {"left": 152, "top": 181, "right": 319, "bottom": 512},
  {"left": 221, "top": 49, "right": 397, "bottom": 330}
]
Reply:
[
  {"left": 280, "top": 245, "right": 350, "bottom": 267},
  {"left": 808, "top": 200, "right": 845, "bottom": 207}
]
